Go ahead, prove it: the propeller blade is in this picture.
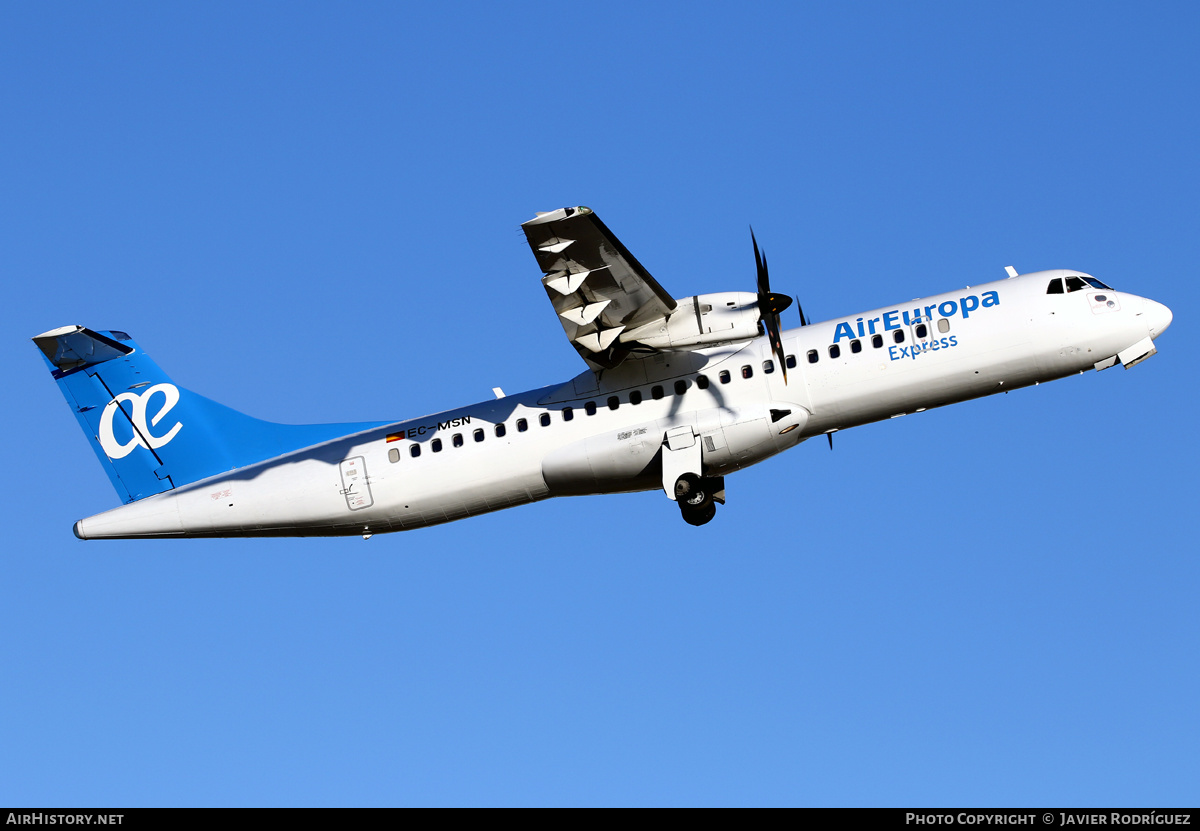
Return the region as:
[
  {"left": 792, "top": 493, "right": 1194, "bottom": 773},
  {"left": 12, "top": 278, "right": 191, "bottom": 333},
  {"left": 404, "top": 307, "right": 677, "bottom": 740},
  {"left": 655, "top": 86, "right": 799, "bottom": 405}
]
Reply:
[
  {"left": 795, "top": 297, "right": 809, "bottom": 327},
  {"left": 827, "top": 432, "right": 834, "bottom": 450},
  {"left": 764, "top": 310, "right": 787, "bottom": 384},
  {"left": 751, "top": 228, "right": 769, "bottom": 296}
]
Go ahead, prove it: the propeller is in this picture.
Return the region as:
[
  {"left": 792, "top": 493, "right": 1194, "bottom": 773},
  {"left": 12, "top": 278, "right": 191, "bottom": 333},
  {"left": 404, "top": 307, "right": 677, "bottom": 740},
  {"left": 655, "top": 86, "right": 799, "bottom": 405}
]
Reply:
[
  {"left": 751, "top": 228, "right": 793, "bottom": 383},
  {"left": 795, "top": 297, "right": 811, "bottom": 327}
]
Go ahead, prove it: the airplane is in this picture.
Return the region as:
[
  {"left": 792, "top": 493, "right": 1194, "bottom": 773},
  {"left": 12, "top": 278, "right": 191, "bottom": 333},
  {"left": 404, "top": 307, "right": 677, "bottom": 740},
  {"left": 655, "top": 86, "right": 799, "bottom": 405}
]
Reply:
[{"left": 34, "top": 206, "right": 1173, "bottom": 539}]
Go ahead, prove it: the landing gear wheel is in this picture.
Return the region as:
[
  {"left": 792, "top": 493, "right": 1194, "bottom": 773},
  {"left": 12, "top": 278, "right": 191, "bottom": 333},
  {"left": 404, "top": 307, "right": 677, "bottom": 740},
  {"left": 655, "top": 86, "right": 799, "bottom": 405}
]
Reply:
[
  {"left": 674, "top": 472, "right": 701, "bottom": 501},
  {"left": 680, "top": 500, "right": 717, "bottom": 526},
  {"left": 675, "top": 473, "right": 717, "bottom": 526}
]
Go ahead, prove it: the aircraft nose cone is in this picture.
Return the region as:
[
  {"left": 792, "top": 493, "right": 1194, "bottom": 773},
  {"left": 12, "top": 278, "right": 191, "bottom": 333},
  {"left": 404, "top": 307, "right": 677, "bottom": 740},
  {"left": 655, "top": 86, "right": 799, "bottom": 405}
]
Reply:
[{"left": 1145, "top": 299, "right": 1173, "bottom": 339}]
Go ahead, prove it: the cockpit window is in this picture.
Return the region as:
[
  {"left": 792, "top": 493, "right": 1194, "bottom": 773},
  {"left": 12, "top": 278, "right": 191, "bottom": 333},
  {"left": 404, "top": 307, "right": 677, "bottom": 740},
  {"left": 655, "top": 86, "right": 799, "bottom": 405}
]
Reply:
[
  {"left": 1084, "top": 276, "right": 1113, "bottom": 290},
  {"left": 1065, "top": 276, "right": 1087, "bottom": 293},
  {"left": 1047, "top": 278, "right": 1064, "bottom": 294}
]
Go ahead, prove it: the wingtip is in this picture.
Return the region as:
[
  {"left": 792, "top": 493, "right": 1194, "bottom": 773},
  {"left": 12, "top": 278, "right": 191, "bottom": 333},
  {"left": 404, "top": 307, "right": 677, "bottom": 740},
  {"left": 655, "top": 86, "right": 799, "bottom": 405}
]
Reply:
[{"left": 524, "top": 206, "right": 592, "bottom": 226}]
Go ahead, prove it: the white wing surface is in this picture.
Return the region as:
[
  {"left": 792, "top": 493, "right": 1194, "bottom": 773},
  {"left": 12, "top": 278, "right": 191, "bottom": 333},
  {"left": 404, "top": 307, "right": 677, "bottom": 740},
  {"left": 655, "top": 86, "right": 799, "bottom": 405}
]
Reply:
[{"left": 522, "top": 207, "right": 677, "bottom": 369}]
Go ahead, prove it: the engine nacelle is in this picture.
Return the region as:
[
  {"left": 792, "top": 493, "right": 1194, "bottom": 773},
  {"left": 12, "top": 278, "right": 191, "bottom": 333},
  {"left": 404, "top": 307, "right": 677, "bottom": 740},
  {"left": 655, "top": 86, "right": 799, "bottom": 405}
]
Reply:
[{"left": 620, "top": 291, "right": 761, "bottom": 351}]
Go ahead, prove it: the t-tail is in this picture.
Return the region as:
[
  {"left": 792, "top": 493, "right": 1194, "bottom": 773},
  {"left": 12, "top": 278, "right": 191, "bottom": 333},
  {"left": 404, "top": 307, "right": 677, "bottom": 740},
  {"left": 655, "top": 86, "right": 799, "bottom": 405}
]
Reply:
[{"left": 34, "top": 326, "right": 385, "bottom": 504}]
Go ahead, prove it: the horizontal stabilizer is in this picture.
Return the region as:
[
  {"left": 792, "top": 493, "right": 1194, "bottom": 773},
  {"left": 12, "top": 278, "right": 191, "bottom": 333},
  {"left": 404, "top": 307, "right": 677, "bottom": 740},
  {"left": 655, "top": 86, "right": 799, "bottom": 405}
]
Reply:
[{"left": 33, "top": 325, "right": 133, "bottom": 372}]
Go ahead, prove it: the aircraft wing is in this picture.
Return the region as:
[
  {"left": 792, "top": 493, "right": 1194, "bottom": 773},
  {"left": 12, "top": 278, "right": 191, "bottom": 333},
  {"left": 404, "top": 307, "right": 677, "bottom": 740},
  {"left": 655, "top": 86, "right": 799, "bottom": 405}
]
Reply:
[{"left": 522, "top": 207, "right": 677, "bottom": 369}]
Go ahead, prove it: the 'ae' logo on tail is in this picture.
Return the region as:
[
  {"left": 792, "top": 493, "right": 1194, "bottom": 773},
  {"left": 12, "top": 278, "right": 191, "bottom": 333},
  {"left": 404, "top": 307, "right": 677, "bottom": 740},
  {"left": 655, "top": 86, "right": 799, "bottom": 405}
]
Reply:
[{"left": 98, "top": 383, "right": 184, "bottom": 459}]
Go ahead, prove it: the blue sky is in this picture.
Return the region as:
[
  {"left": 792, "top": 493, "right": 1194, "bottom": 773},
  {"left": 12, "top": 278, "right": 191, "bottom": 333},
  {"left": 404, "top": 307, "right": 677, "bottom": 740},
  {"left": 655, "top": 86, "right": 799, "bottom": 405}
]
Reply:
[{"left": 2, "top": 1, "right": 1197, "bottom": 807}]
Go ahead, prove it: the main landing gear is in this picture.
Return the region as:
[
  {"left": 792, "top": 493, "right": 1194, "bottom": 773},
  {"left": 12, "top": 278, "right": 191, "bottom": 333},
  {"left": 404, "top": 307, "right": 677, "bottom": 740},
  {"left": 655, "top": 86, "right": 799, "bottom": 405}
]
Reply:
[{"left": 674, "top": 473, "right": 723, "bottom": 526}]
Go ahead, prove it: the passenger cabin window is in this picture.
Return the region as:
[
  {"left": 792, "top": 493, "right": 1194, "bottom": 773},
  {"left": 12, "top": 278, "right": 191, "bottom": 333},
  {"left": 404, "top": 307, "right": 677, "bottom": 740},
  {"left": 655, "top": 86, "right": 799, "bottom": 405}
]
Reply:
[
  {"left": 893, "top": 330, "right": 905, "bottom": 344},
  {"left": 937, "top": 318, "right": 950, "bottom": 333},
  {"left": 1065, "top": 276, "right": 1087, "bottom": 293},
  {"left": 410, "top": 444, "right": 421, "bottom": 458},
  {"left": 828, "top": 344, "right": 840, "bottom": 359},
  {"left": 494, "top": 424, "right": 506, "bottom": 438},
  {"left": 807, "top": 349, "right": 818, "bottom": 364},
  {"left": 871, "top": 334, "right": 883, "bottom": 348},
  {"left": 915, "top": 323, "right": 928, "bottom": 339},
  {"left": 630, "top": 390, "right": 643, "bottom": 405},
  {"left": 585, "top": 401, "right": 597, "bottom": 416},
  {"left": 517, "top": 418, "right": 528, "bottom": 432},
  {"left": 388, "top": 447, "right": 400, "bottom": 463},
  {"left": 562, "top": 407, "right": 573, "bottom": 422},
  {"left": 432, "top": 438, "right": 443, "bottom": 452},
  {"left": 674, "top": 380, "right": 688, "bottom": 394},
  {"left": 1047, "top": 278, "right": 1064, "bottom": 294},
  {"left": 763, "top": 360, "right": 775, "bottom": 374},
  {"left": 539, "top": 413, "right": 551, "bottom": 427},
  {"left": 474, "top": 428, "right": 485, "bottom": 442},
  {"left": 696, "top": 375, "right": 710, "bottom": 390},
  {"left": 741, "top": 365, "right": 752, "bottom": 379},
  {"left": 651, "top": 386, "right": 664, "bottom": 400},
  {"left": 719, "top": 370, "right": 731, "bottom": 384},
  {"left": 785, "top": 354, "right": 797, "bottom": 369},
  {"left": 607, "top": 396, "right": 619, "bottom": 410},
  {"left": 453, "top": 433, "right": 464, "bottom": 447},
  {"left": 850, "top": 339, "right": 862, "bottom": 354}
]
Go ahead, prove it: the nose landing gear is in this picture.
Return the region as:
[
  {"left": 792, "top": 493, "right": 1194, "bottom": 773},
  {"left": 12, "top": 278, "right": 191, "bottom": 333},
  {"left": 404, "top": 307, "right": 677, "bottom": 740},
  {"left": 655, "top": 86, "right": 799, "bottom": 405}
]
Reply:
[{"left": 674, "top": 473, "right": 723, "bottom": 526}]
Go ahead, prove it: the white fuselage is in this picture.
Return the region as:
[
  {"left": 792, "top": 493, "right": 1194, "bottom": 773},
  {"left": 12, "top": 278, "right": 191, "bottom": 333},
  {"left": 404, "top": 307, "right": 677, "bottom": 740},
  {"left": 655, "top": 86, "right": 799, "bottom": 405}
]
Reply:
[{"left": 74, "top": 271, "right": 1171, "bottom": 539}]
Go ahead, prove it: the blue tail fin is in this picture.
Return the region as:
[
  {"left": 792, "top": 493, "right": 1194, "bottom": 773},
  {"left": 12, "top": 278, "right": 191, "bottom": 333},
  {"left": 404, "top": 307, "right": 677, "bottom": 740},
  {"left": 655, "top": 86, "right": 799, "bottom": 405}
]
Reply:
[{"left": 34, "top": 326, "right": 386, "bottom": 503}]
